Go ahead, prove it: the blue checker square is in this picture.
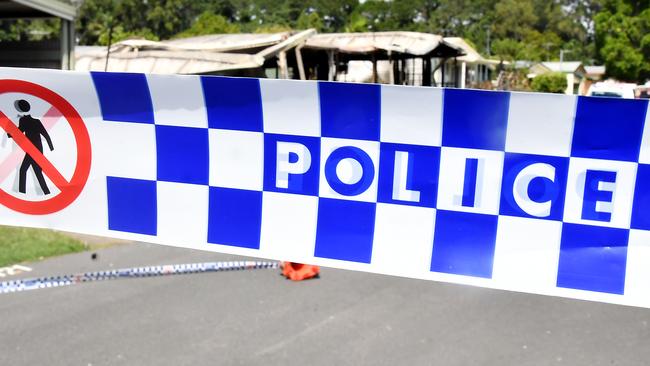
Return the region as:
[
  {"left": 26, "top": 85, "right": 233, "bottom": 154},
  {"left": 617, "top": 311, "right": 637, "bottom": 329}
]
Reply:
[
  {"left": 156, "top": 125, "right": 209, "bottom": 185},
  {"left": 442, "top": 88, "right": 510, "bottom": 151},
  {"left": 208, "top": 187, "right": 263, "bottom": 249},
  {"left": 201, "top": 76, "right": 263, "bottom": 132},
  {"left": 571, "top": 97, "right": 648, "bottom": 162},
  {"left": 557, "top": 223, "right": 628, "bottom": 295},
  {"left": 106, "top": 177, "right": 157, "bottom": 235},
  {"left": 430, "top": 210, "right": 498, "bottom": 278},
  {"left": 319, "top": 81, "right": 380, "bottom": 141},
  {"left": 500, "top": 153, "right": 569, "bottom": 221},
  {"left": 631, "top": 163, "right": 650, "bottom": 230},
  {"left": 263, "top": 134, "right": 320, "bottom": 196},
  {"left": 324, "top": 146, "right": 376, "bottom": 197},
  {"left": 314, "top": 198, "right": 376, "bottom": 263},
  {"left": 91, "top": 72, "right": 154, "bottom": 124},
  {"left": 377, "top": 143, "right": 440, "bottom": 208}
]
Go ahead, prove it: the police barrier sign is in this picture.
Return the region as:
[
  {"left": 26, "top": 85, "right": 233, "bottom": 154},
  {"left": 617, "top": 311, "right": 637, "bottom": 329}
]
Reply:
[{"left": 1, "top": 67, "right": 650, "bottom": 307}]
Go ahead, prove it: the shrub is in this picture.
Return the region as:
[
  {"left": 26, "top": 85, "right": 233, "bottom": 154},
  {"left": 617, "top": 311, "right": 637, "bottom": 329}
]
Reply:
[{"left": 530, "top": 72, "right": 567, "bottom": 93}]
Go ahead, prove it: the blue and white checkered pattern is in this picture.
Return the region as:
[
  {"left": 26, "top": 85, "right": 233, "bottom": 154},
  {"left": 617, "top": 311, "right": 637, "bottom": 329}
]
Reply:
[{"left": 88, "top": 71, "right": 650, "bottom": 306}]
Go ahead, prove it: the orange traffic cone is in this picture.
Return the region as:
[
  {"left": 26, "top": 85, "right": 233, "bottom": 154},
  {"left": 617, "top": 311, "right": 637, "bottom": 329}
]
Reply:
[{"left": 281, "top": 262, "right": 320, "bottom": 281}]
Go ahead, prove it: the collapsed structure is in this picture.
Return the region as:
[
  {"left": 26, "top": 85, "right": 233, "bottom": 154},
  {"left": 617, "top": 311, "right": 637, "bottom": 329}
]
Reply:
[{"left": 75, "top": 30, "right": 503, "bottom": 88}]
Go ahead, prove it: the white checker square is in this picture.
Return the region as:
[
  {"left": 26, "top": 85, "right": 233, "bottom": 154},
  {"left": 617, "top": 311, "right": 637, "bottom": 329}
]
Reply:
[
  {"left": 209, "top": 129, "right": 263, "bottom": 190},
  {"left": 371, "top": 203, "right": 435, "bottom": 277},
  {"left": 492, "top": 215, "right": 562, "bottom": 292},
  {"left": 319, "top": 137, "right": 380, "bottom": 202},
  {"left": 260, "top": 79, "right": 320, "bottom": 136},
  {"left": 259, "top": 191, "right": 318, "bottom": 261},
  {"left": 624, "top": 229, "right": 650, "bottom": 306},
  {"left": 505, "top": 92, "right": 576, "bottom": 157},
  {"left": 437, "top": 147, "right": 504, "bottom": 215},
  {"left": 563, "top": 157, "right": 637, "bottom": 229},
  {"left": 637, "top": 103, "right": 650, "bottom": 164},
  {"left": 157, "top": 181, "right": 209, "bottom": 246},
  {"left": 94, "top": 122, "right": 157, "bottom": 180},
  {"left": 146, "top": 74, "right": 208, "bottom": 128},
  {"left": 380, "top": 85, "right": 442, "bottom": 146}
]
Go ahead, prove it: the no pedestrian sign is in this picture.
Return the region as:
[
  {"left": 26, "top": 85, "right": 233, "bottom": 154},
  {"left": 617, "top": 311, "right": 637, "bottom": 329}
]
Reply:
[{"left": 0, "top": 80, "right": 91, "bottom": 215}]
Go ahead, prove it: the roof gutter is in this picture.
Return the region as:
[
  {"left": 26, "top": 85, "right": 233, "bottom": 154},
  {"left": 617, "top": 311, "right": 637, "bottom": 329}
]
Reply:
[{"left": 12, "top": 0, "right": 76, "bottom": 21}]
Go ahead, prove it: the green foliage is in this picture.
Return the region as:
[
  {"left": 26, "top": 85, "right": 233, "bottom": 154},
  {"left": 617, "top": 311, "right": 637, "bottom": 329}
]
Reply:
[
  {"left": 254, "top": 24, "right": 293, "bottom": 34},
  {"left": 77, "top": 0, "right": 200, "bottom": 45},
  {"left": 98, "top": 27, "right": 159, "bottom": 45},
  {"left": 69, "top": 0, "right": 633, "bottom": 80},
  {"left": 296, "top": 12, "right": 324, "bottom": 31},
  {"left": 493, "top": 0, "right": 538, "bottom": 42},
  {"left": 594, "top": 0, "right": 650, "bottom": 81},
  {"left": 344, "top": 12, "right": 368, "bottom": 32},
  {"left": 0, "top": 19, "right": 60, "bottom": 42},
  {"left": 175, "top": 12, "right": 240, "bottom": 38},
  {"left": 531, "top": 72, "right": 568, "bottom": 93},
  {"left": 0, "top": 226, "right": 85, "bottom": 267}
]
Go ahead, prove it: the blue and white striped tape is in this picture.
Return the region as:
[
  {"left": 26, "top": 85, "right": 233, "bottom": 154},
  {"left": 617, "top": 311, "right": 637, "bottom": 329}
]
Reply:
[
  {"left": 3, "top": 67, "right": 650, "bottom": 307},
  {"left": 0, "top": 261, "right": 279, "bottom": 294}
]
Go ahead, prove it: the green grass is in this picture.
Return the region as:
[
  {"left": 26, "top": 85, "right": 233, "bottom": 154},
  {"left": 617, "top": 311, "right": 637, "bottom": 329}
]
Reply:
[{"left": 0, "top": 226, "right": 86, "bottom": 267}]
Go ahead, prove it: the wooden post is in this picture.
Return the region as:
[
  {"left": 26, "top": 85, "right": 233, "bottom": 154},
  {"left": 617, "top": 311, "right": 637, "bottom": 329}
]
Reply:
[
  {"left": 328, "top": 51, "right": 336, "bottom": 81},
  {"left": 423, "top": 57, "right": 432, "bottom": 86},
  {"left": 372, "top": 53, "right": 378, "bottom": 83},
  {"left": 454, "top": 57, "right": 459, "bottom": 87},
  {"left": 441, "top": 59, "right": 446, "bottom": 87},
  {"left": 60, "top": 19, "right": 75, "bottom": 70},
  {"left": 460, "top": 62, "right": 467, "bottom": 88},
  {"left": 278, "top": 51, "right": 289, "bottom": 79},
  {"left": 295, "top": 45, "right": 306, "bottom": 80},
  {"left": 392, "top": 56, "right": 400, "bottom": 84}
]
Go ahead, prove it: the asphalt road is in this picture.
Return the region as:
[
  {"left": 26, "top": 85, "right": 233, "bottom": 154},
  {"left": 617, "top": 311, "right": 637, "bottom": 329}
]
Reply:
[{"left": 0, "top": 242, "right": 649, "bottom": 366}]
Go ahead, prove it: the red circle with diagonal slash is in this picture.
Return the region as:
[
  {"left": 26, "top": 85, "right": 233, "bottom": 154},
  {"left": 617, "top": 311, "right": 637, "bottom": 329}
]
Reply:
[{"left": 0, "top": 79, "right": 91, "bottom": 215}]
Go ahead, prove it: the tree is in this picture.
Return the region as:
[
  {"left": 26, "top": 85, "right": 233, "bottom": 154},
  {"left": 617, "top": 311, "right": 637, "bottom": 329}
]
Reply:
[
  {"left": 531, "top": 72, "right": 568, "bottom": 93},
  {"left": 493, "top": 0, "right": 538, "bottom": 42},
  {"left": 594, "top": 0, "right": 650, "bottom": 81},
  {"left": 175, "top": 12, "right": 240, "bottom": 38},
  {"left": 77, "top": 0, "right": 200, "bottom": 45},
  {"left": 296, "top": 12, "right": 324, "bottom": 31},
  {"left": 0, "top": 19, "right": 60, "bottom": 42},
  {"left": 70, "top": 0, "right": 603, "bottom": 69}
]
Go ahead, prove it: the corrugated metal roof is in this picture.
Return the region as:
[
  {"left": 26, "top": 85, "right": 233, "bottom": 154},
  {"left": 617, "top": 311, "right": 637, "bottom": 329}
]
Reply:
[
  {"left": 304, "top": 31, "right": 461, "bottom": 56},
  {"left": 106, "top": 32, "right": 293, "bottom": 54},
  {"left": 585, "top": 65, "right": 606, "bottom": 75},
  {"left": 75, "top": 47, "right": 263, "bottom": 74},
  {"left": 75, "top": 30, "right": 316, "bottom": 74},
  {"left": 541, "top": 61, "right": 583, "bottom": 73},
  {"left": 2, "top": 0, "right": 76, "bottom": 20},
  {"left": 164, "top": 32, "right": 291, "bottom": 52},
  {"left": 444, "top": 37, "right": 482, "bottom": 62},
  {"left": 442, "top": 37, "right": 502, "bottom": 66}
]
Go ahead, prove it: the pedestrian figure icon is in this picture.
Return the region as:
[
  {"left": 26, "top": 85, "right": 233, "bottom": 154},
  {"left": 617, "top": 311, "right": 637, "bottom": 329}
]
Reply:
[{"left": 7, "top": 100, "right": 54, "bottom": 195}]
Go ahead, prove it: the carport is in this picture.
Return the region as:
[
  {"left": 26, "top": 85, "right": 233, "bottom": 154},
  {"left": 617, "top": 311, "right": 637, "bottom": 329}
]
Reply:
[{"left": 0, "top": 0, "right": 76, "bottom": 70}]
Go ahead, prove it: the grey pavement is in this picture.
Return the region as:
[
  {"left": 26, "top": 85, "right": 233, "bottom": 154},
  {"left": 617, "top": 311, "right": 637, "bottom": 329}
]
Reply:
[{"left": 0, "top": 242, "right": 649, "bottom": 366}]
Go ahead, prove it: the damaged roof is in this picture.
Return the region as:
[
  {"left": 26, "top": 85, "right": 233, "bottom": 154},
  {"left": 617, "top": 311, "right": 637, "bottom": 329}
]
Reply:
[
  {"left": 304, "top": 31, "right": 463, "bottom": 57},
  {"left": 75, "top": 29, "right": 315, "bottom": 74}
]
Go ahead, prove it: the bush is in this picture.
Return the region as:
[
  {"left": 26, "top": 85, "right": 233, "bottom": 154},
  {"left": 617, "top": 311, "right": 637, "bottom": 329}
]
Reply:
[
  {"left": 175, "top": 12, "right": 240, "bottom": 38},
  {"left": 530, "top": 72, "right": 567, "bottom": 93}
]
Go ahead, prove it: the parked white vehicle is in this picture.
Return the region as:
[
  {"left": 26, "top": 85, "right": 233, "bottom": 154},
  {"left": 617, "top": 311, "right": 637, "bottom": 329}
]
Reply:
[{"left": 587, "top": 81, "right": 636, "bottom": 99}]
